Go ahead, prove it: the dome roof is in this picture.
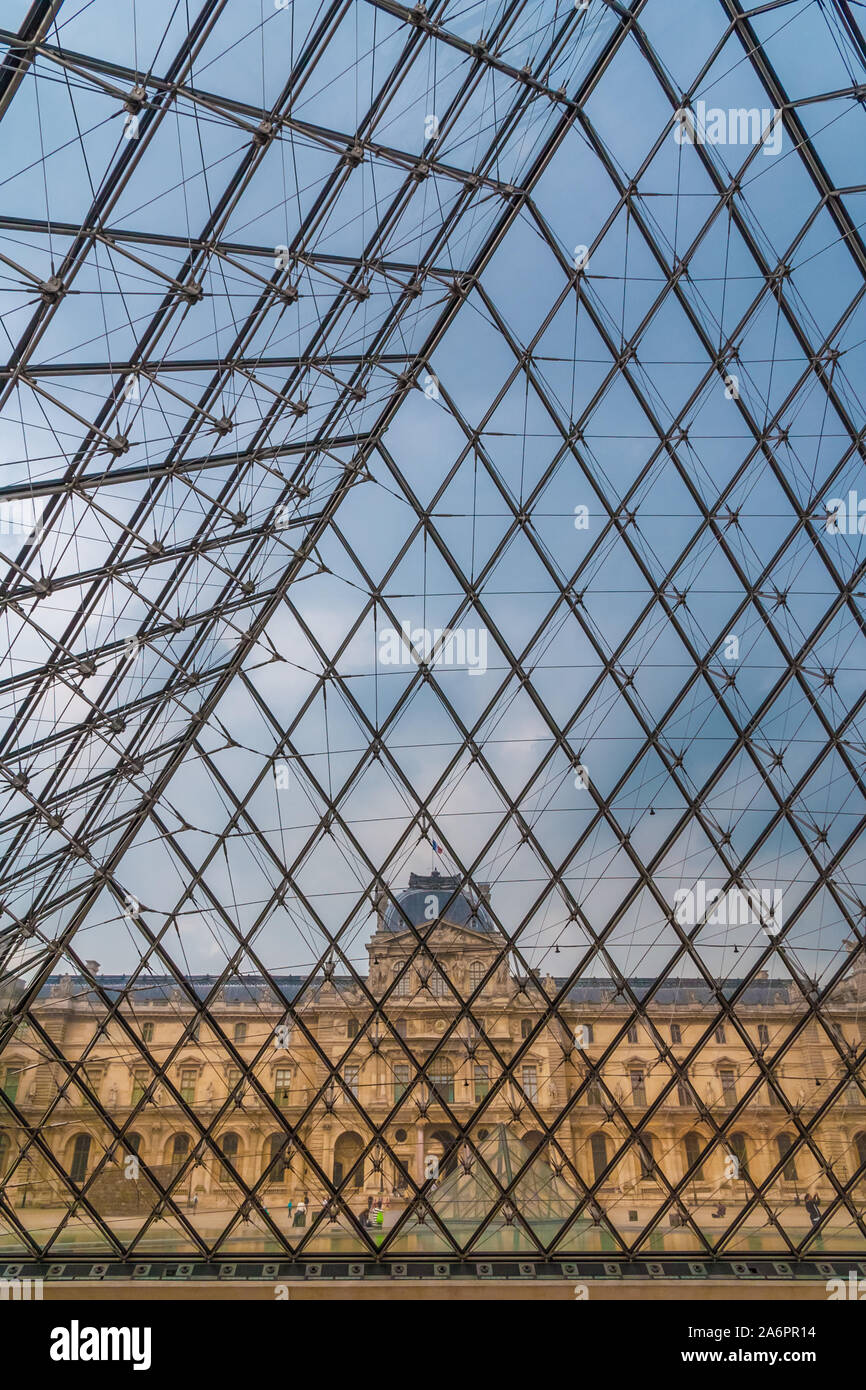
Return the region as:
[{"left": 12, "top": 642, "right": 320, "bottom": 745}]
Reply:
[{"left": 382, "top": 870, "right": 497, "bottom": 934}]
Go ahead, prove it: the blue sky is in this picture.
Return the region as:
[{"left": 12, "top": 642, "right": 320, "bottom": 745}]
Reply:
[{"left": 0, "top": 0, "right": 864, "bottom": 1007}]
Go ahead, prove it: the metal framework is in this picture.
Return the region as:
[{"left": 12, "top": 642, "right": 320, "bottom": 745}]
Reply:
[{"left": 0, "top": 0, "right": 865, "bottom": 1268}]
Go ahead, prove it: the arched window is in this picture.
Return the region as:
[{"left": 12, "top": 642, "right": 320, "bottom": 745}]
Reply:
[
  {"left": 126, "top": 1132, "right": 143, "bottom": 1156},
  {"left": 590, "top": 1132, "right": 608, "bottom": 1183},
  {"left": 233, "top": 1023, "right": 247, "bottom": 1045},
  {"left": 219, "top": 1131, "right": 240, "bottom": 1180},
  {"left": 430, "top": 1058, "right": 454, "bottom": 1103},
  {"left": 683, "top": 1131, "right": 704, "bottom": 1180},
  {"left": 0, "top": 1132, "right": 9, "bottom": 1178},
  {"left": 171, "top": 1133, "right": 190, "bottom": 1170},
  {"left": 393, "top": 966, "right": 409, "bottom": 998},
  {"left": 264, "top": 1132, "right": 290, "bottom": 1182},
  {"left": 729, "top": 1132, "right": 749, "bottom": 1181},
  {"left": 776, "top": 1133, "right": 797, "bottom": 1180},
  {"left": 470, "top": 961, "right": 485, "bottom": 991},
  {"left": 521, "top": 1018, "right": 531, "bottom": 1039},
  {"left": 70, "top": 1133, "right": 91, "bottom": 1184},
  {"left": 638, "top": 1133, "right": 655, "bottom": 1179}
]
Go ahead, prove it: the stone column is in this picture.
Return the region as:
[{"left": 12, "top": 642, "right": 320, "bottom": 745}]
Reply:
[
  {"left": 415, "top": 1124, "right": 426, "bottom": 1183},
  {"left": 320, "top": 1124, "right": 335, "bottom": 1188}
]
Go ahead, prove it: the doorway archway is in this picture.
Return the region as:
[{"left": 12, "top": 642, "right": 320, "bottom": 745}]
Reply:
[
  {"left": 430, "top": 1129, "right": 458, "bottom": 1177},
  {"left": 333, "top": 1131, "right": 364, "bottom": 1188}
]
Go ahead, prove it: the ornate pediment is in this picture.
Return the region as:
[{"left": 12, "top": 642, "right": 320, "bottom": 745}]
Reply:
[{"left": 376, "top": 920, "right": 499, "bottom": 951}]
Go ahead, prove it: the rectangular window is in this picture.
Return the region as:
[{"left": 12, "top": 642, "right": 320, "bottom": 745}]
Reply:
[
  {"left": 677, "top": 1074, "right": 692, "bottom": 1107},
  {"left": 720, "top": 1069, "right": 737, "bottom": 1105},
  {"left": 180, "top": 1068, "right": 197, "bottom": 1104},
  {"left": 226, "top": 1067, "right": 243, "bottom": 1097},
  {"left": 431, "top": 1067, "right": 454, "bottom": 1104},
  {"left": 630, "top": 1070, "right": 647, "bottom": 1106},
  {"left": 2, "top": 1066, "right": 20, "bottom": 1102},
  {"left": 521, "top": 1065, "right": 538, "bottom": 1102},
  {"left": 777, "top": 1135, "right": 798, "bottom": 1181},
  {"left": 671, "top": 1023, "right": 681, "bottom": 1044},
  {"left": 84, "top": 1065, "right": 104, "bottom": 1099},
  {"left": 141, "top": 1022, "right": 154, "bottom": 1044},
  {"left": 131, "top": 1070, "right": 148, "bottom": 1105},
  {"left": 274, "top": 1068, "right": 291, "bottom": 1106},
  {"left": 393, "top": 1064, "right": 409, "bottom": 1103},
  {"left": 344, "top": 1065, "right": 360, "bottom": 1099},
  {"left": 474, "top": 1064, "right": 489, "bottom": 1102}
]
